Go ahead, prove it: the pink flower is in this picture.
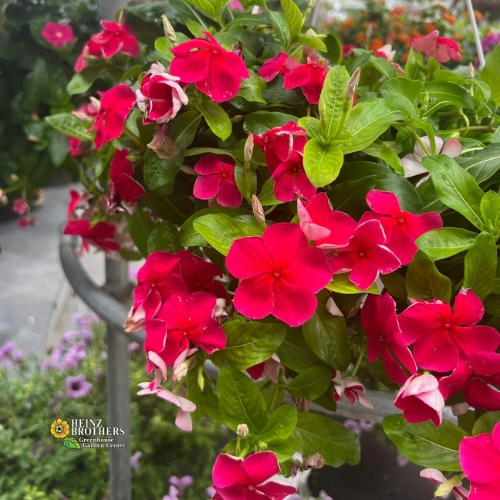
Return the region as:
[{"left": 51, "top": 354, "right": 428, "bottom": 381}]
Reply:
[
  {"left": 65, "top": 374, "right": 92, "bottom": 399},
  {"left": 332, "top": 370, "right": 373, "bottom": 409},
  {"left": 193, "top": 154, "right": 242, "bottom": 207},
  {"left": 17, "top": 216, "right": 36, "bottom": 228},
  {"left": 109, "top": 149, "right": 146, "bottom": 205},
  {"left": 283, "top": 53, "right": 329, "bottom": 104},
  {"left": 342, "top": 45, "right": 356, "bottom": 58},
  {"left": 297, "top": 193, "right": 357, "bottom": 249},
  {"left": 72, "top": 102, "right": 99, "bottom": 122},
  {"left": 226, "top": 223, "right": 332, "bottom": 327},
  {"left": 360, "top": 190, "right": 443, "bottom": 265},
  {"left": 169, "top": 31, "right": 249, "bottom": 102},
  {"left": 229, "top": 0, "right": 245, "bottom": 11},
  {"left": 212, "top": 451, "right": 296, "bottom": 500},
  {"left": 411, "top": 30, "right": 462, "bottom": 63},
  {"left": 12, "top": 198, "right": 29, "bottom": 216},
  {"left": 419, "top": 469, "right": 469, "bottom": 500},
  {"left": 89, "top": 84, "right": 136, "bottom": 150},
  {"left": 257, "top": 52, "right": 300, "bottom": 82},
  {"left": 459, "top": 421, "right": 500, "bottom": 499},
  {"left": 398, "top": 288, "right": 500, "bottom": 373},
  {"left": 63, "top": 219, "right": 120, "bottom": 253},
  {"left": 69, "top": 137, "right": 84, "bottom": 156},
  {"left": 329, "top": 220, "right": 401, "bottom": 290},
  {"left": 394, "top": 373, "right": 445, "bottom": 426},
  {"left": 373, "top": 44, "right": 405, "bottom": 74},
  {"left": 361, "top": 293, "right": 417, "bottom": 384},
  {"left": 41, "top": 22, "right": 75, "bottom": 49},
  {"left": 247, "top": 355, "right": 282, "bottom": 383},
  {"left": 136, "top": 63, "right": 188, "bottom": 124}
]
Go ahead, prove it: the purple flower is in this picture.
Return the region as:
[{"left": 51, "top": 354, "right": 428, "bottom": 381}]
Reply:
[
  {"left": 169, "top": 475, "right": 193, "bottom": 496},
  {"left": 128, "top": 341, "right": 141, "bottom": 352},
  {"left": 162, "top": 486, "right": 179, "bottom": 500},
  {"left": 205, "top": 486, "right": 215, "bottom": 498},
  {"left": 482, "top": 32, "right": 500, "bottom": 52},
  {"left": 60, "top": 341, "right": 87, "bottom": 370},
  {"left": 62, "top": 330, "right": 80, "bottom": 345},
  {"left": 0, "top": 341, "right": 22, "bottom": 366},
  {"left": 343, "top": 419, "right": 361, "bottom": 435},
  {"left": 65, "top": 374, "right": 92, "bottom": 399},
  {"left": 130, "top": 451, "right": 142, "bottom": 470},
  {"left": 73, "top": 312, "right": 97, "bottom": 342}
]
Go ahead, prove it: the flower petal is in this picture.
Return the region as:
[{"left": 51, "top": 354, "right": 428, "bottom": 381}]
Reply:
[{"left": 233, "top": 274, "right": 275, "bottom": 320}]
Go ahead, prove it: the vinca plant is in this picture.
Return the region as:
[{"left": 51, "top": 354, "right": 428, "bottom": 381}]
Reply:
[{"left": 48, "top": 0, "right": 500, "bottom": 498}]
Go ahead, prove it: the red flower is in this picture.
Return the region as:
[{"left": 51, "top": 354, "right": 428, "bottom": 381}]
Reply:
[
  {"left": 398, "top": 288, "right": 500, "bottom": 373},
  {"left": 226, "top": 223, "right": 332, "bottom": 327},
  {"left": 411, "top": 30, "right": 462, "bottom": 63},
  {"left": 63, "top": 219, "right": 120, "bottom": 253},
  {"left": 169, "top": 31, "right": 249, "bottom": 102},
  {"left": 89, "top": 84, "right": 136, "bottom": 150},
  {"left": 394, "top": 373, "right": 445, "bottom": 426},
  {"left": 109, "top": 149, "right": 146, "bottom": 205},
  {"left": 283, "top": 53, "right": 329, "bottom": 104},
  {"left": 360, "top": 190, "right": 443, "bottom": 265},
  {"left": 12, "top": 198, "right": 29, "bottom": 216},
  {"left": 459, "top": 421, "right": 500, "bottom": 500},
  {"left": 329, "top": 220, "right": 400, "bottom": 290},
  {"left": 361, "top": 293, "right": 417, "bottom": 385},
  {"left": 212, "top": 452, "right": 296, "bottom": 500},
  {"left": 193, "top": 154, "right": 242, "bottom": 207},
  {"left": 41, "top": 22, "right": 75, "bottom": 49},
  {"left": 257, "top": 52, "right": 300, "bottom": 82}
]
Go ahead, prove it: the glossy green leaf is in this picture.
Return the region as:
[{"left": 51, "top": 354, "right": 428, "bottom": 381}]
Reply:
[
  {"left": 147, "top": 221, "right": 182, "bottom": 254},
  {"left": 472, "top": 411, "right": 500, "bottom": 435},
  {"left": 45, "top": 114, "right": 93, "bottom": 142},
  {"left": 244, "top": 111, "right": 298, "bottom": 135},
  {"left": 260, "top": 404, "right": 298, "bottom": 442},
  {"left": 258, "top": 178, "right": 282, "bottom": 206},
  {"left": 480, "top": 190, "right": 500, "bottom": 238},
  {"left": 480, "top": 44, "right": 500, "bottom": 106},
  {"left": 186, "top": 368, "right": 222, "bottom": 422},
  {"left": 380, "top": 78, "right": 423, "bottom": 119},
  {"left": 406, "top": 251, "right": 452, "bottom": 302},
  {"left": 237, "top": 70, "right": 266, "bottom": 103},
  {"left": 417, "top": 227, "right": 478, "bottom": 260},
  {"left": 62, "top": 437, "right": 81, "bottom": 450},
  {"left": 327, "top": 273, "right": 379, "bottom": 295},
  {"left": 302, "top": 291, "right": 350, "bottom": 370},
  {"left": 276, "top": 328, "right": 322, "bottom": 373},
  {"left": 303, "top": 139, "right": 343, "bottom": 187},
  {"left": 422, "top": 155, "right": 485, "bottom": 230},
  {"left": 383, "top": 414, "right": 467, "bottom": 471},
  {"left": 292, "top": 413, "right": 360, "bottom": 467},
  {"left": 211, "top": 321, "right": 286, "bottom": 370},
  {"left": 319, "top": 34, "right": 342, "bottom": 65},
  {"left": 328, "top": 176, "right": 377, "bottom": 220},
  {"left": 126, "top": 208, "right": 156, "bottom": 257},
  {"left": 184, "top": 0, "right": 216, "bottom": 17},
  {"left": 168, "top": 110, "right": 202, "bottom": 149},
  {"left": 154, "top": 37, "right": 174, "bottom": 61},
  {"left": 370, "top": 55, "right": 399, "bottom": 79},
  {"left": 319, "top": 65, "right": 350, "bottom": 139},
  {"left": 424, "top": 81, "right": 474, "bottom": 110},
  {"left": 280, "top": 0, "right": 302, "bottom": 41},
  {"left": 455, "top": 143, "right": 500, "bottom": 184},
  {"left": 298, "top": 116, "right": 324, "bottom": 140},
  {"left": 266, "top": 439, "right": 297, "bottom": 463},
  {"left": 267, "top": 10, "right": 290, "bottom": 47},
  {"left": 143, "top": 150, "right": 184, "bottom": 191},
  {"left": 67, "top": 65, "right": 107, "bottom": 95},
  {"left": 193, "top": 214, "right": 262, "bottom": 255},
  {"left": 298, "top": 32, "right": 327, "bottom": 52},
  {"left": 363, "top": 143, "right": 405, "bottom": 175},
  {"left": 287, "top": 365, "right": 332, "bottom": 399},
  {"left": 218, "top": 365, "right": 269, "bottom": 433},
  {"left": 464, "top": 232, "right": 498, "bottom": 299},
  {"left": 197, "top": 100, "right": 232, "bottom": 140}
]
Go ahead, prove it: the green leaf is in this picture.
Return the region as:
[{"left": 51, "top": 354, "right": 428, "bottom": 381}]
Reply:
[
  {"left": 184, "top": 0, "right": 216, "bottom": 18},
  {"left": 472, "top": 411, "right": 500, "bottom": 435},
  {"left": 480, "top": 44, "right": 500, "bottom": 106},
  {"left": 287, "top": 365, "right": 332, "bottom": 399},
  {"left": 267, "top": 10, "right": 290, "bottom": 47},
  {"left": 147, "top": 221, "right": 182, "bottom": 254},
  {"left": 319, "top": 65, "right": 350, "bottom": 139},
  {"left": 370, "top": 55, "right": 399, "bottom": 79},
  {"left": 298, "top": 116, "right": 324, "bottom": 140},
  {"left": 143, "top": 150, "right": 184, "bottom": 191},
  {"left": 193, "top": 214, "right": 262, "bottom": 255},
  {"left": 298, "top": 33, "right": 327, "bottom": 52},
  {"left": 422, "top": 155, "right": 485, "bottom": 230},
  {"left": 186, "top": 368, "right": 222, "bottom": 422},
  {"left": 405, "top": 251, "right": 452, "bottom": 302},
  {"left": 154, "top": 37, "right": 174, "bottom": 61},
  {"left": 319, "top": 34, "right": 343, "bottom": 65},
  {"left": 258, "top": 179, "right": 282, "bottom": 206},
  {"left": 303, "top": 139, "right": 343, "bottom": 187},
  {"left": 383, "top": 414, "right": 468, "bottom": 472},
  {"left": 328, "top": 176, "right": 377, "bottom": 219},
  {"left": 276, "top": 328, "right": 322, "bottom": 373},
  {"left": 380, "top": 78, "right": 423, "bottom": 119},
  {"left": 168, "top": 110, "right": 202, "bottom": 149},
  {"left": 126, "top": 208, "right": 156, "bottom": 257},
  {"left": 237, "top": 70, "right": 266, "bottom": 103},
  {"left": 480, "top": 190, "right": 500, "bottom": 237},
  {"left": 260, "top": 404, "right": 298, "bottom": 442},
  {"left": 464, "top": 232, "right": 498, "bottom": 300},
  {"left": 266, "top": 439, "right": 297, "bottom": 462},
  {"left": 280, "top": 0, "right": 302, "bottom": 41},
  {"left": 244, "top": 111, "right": 297, "bottom": 135},
  {"left": 363, "top": 143, "right": 405, "bottom": 175},
  {"left": 211, "top": 321, "right": 287, "bottom": 370},
  {"left": 455, "top": 143, "right": 500, "bottom": 184},
  {"left": 217, "top": 365, "right": 269, "bottom": 433},
  {"left": 417, "top": 227, "right": 478, "bottom": 260},
  {"left": 45, "top": 114, "right": 93, "bottom": 142},
  {"left": 292, "top": 413, "right": 360, "bottom": 467},
  {"left": 302, "top": 291, "right": 350, "bottom": 370},
  {"left": 197, "top": 100, "right": 232, "bottom": 140},
  {"left": 424, "top": 81, "right": 474, "bottom": 110},
  {"left": 67, "top": 66, "right": 107, "bottom": 95},
  {"left": 62, "top": 437, "right": 81, "bottom": 450},
  {"left": 327, "top": 273, "right": 379, "bottom": 294}
]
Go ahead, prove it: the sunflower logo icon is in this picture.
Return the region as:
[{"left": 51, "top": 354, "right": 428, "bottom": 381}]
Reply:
[{"left": 50, "top": 419, "right": 70, "bottom": 439}]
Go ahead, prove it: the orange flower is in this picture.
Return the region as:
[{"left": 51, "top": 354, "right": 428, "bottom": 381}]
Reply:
[
  {"left": 424, "top": 23, "right": 436, "bottom": 34},
  {"left": 398, "top": 34, "right": 411, "bottom": 47},
  {"left": 475, "top": 11, "right": 483, "bottom": 21},
  {"left": 341, "top": 18, "right": 355, "bottom": 30},
  {"left": 355, "top": 32, "right": 366, "bottom": 45},
  {"left": 453, "top": 33, "right": 464, "bottom": 41},
  {"left": 369, "top": 38, "right": 384, "bottom": 51},
  {"left": 443, "top": 11, "right": 456, "bottom": 24},
  {"left": 394, "top": 21, "right": 403, "bottom": 31},
  {"left": 390, "top": 6, "right": 405, "bottom": 18}
]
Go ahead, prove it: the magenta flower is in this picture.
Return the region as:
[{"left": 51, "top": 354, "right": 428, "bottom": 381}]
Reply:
[
  {"left": 12, "top": 198, "right": 29, "bottom": 216},
  {"left": 212, "top": 451, "right": 296, "bottom": 500},
  {"left": 170, "top": 31, "right": 249, "bottom": 102},
  {"left": 459, "top": 421, "right": 500, "bottom": 499},
  {"left": 329, "top": 219, "right": 400, "bottom": 290},
  {"left": 482, "top": 32, "right": 500, "bottom": 52},
  {"left": 41, "top": 21, "right": 75, "bottom": 49},
  {"left": 136, "top": 63, "right": 188, "bottom": 124},
  {"left": 109, "top": 149, "right": 146, "bottom": 205},
  {"left": 361, "top": 293, "right": 417, "bottom": 384},
  {"left": 394, "top": 373, "right": 445, "bottom": 426},
  {"left": 411, "top": 30, "right": 462, "bottom": 63},
  {"left": 257, "top": 52, "right": 300, "bottom": 82},
  {"left": 193, "top": 154, "right": 242, "bottom": 207},
  {"left": 332, "top": 370, "right": 373, "bottom": 409},
  {"left": 360, "top": 190, "right": 443, "bottom": 265},
  {"left": 63, "top": 219, "right": 121, "bottom": 253},
  {"left": 229, "top": 0, "right": 245, "bottom": 11},
  {"left": 297, "top": 193, "right": 357, "bottom": 249},
  {"left": 226, "top": 223, "right": 332, "bottom": 327},
  {"left": 89, "top": 84, "right": 136, "bottom": 150},
  {"left": 17, "top": 216, "right": 36, "bottom": 228},
  {"left": 398, "top": 288, "right": 500, "bottom": 373},
  {"left": 419, "top": 469, "right": 469, "bottom": 500},
  {"left": 283, "top": 53, "right": 329, "bottom": 104},
  {"left": 65, "top": 374, "right": 92, "bottom": 399}
]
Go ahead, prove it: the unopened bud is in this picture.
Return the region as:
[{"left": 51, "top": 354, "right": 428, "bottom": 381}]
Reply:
[
  {"left": 10, "top": 174, "right": 19, "bottom": 182},
  {"left": 258, "top": 440, "right": 268, "bottom": 450},
  {"left": 173, "top": 362, "right": 189, "bottom": 381},
  {"left": 252, "top": 195, "right": 265, "bottom": 224},
  {"left": 468, "top": 62, "right": 475, "bottom": 79},
  {"left": 345, "top": 67, "right": 361, "bottom": 101},
  {"left": 237, "top": 424, "right": 249, "bottom": 437},
  {"left": 0, "top": 195, "right": 8, "bottom": 206},
  {"left": 197, "top": 367, "right": 205, "bottom": 391},
  {"left": 89, "top": 96, "right": 101, "bottom": 111},
  {"left": 244, "top": 134, "right": 254, "bottom": 163},
  {"left": 161, "top": 15, "right": 177, "bottom": 43},
  {"left": 308, "top": 0, "right": 317, "bottom": 8}
]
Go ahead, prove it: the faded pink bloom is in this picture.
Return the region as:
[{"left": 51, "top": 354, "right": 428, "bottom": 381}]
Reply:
[
  {"left": 332, "top": 370, "right": 373, "bottom": 409},
  {"left": 226, "top": 223, "right": 332, "bottom": 327},
  {"left": 394, "top": 373, "right": 445, "bottom": 426},
  {"left": 41, "top": 21, "right": 75, "bottom": 49},
  {"left": 247, "top": 354, "right": 282, "bottom": 383},
  {"left": 411, "top": 30, "right": 462, "bottom": 63},
  {"left": 329, "top": 219, "right": 401, "bottom": 290},
  {"left": 361, "top": 293, "right": 417, "bottom": 384},
  {"left": 170, "top": 31, "right": 249, "bottom": 102},
  {"left": 89, "top": 84, "right": 136, "bottom": 150},
  {"left": 283, "top": 53, "right": 329, "bottom": 104},
  {"left": 398, "top": 288, "right": 500, "bottom": 373},
  {"left": 109, "top": 149, "right": 146, "bottom": 205},
  {"left": 257, "top": 52, "right": 300, "bottom": 82},
  {"left": 12, "top": 198, "right": 29, "bottom": 216},
  {"left": 297, "top": 193, "right": 357, "bottom": 249},
  {"left": 63, "top": 219, "right": 120, "bottom": 253},
  {"left": 373, "top": 44, "right": 405, "bottom": 74},
  {"left": 459, "top": 421, "right": 500, "bottom": 499},
  {"left": 212, "top": 451, "right": 296, "bottom": 500},
  {"left": 193, "top": 154, "right": 242, "bottom": 207},
  {"left": 136, "top": 63, "right": 188, "bottom": 124},
  {"left": 420, "top": 469, "right": 469, "bottom": 500},
  {"left": 360, "top": 190, "right": 443, "bottom": 265}
]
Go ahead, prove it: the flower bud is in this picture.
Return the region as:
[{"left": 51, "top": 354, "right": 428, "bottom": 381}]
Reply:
[
  {"left": 89, "top": 96, "right": 101, "bottom": 111},
  {"left": 173, "top": 362, "right": 189, "bottom": 381},
  {"left": 468, "top": 62, "right": 475, "bottom": 79},
  {"left": 345, "top": 67, "right": 361, "bottom": 101},
  {"left": 244, "top": 134, "right": 254, "bottom": 163},
  {"left": 197, "top": 367, "right": 205, "bottom": 391},
  {"left": 258, "top": 440, "right": 268, "bottom": 450},
  {"left": 0, "top": 195, "right": 8, "bottom": 206},
  {"left": 237, "top": 424, "right": 249, "bottom": 437},
  {"left": 162, "top": 15, "right": 177, "bottom": 43},
  {"left": 252, "top": 195, "right": 265, "bottom": 225}
]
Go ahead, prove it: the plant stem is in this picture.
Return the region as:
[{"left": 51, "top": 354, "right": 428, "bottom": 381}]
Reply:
[{"left": 351, "top": 344, "right": 366, "bottom": 379}]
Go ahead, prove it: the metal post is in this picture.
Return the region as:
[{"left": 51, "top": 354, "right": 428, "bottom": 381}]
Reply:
[
  {"left": 99, "top": 0, "right": 128, "bottom": 21},
  {"left": 465, "top": 0, "right": 486, "bottom": 69},
  {"left": 104, "top": 256, "right": 131, "bottom": 500}
]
